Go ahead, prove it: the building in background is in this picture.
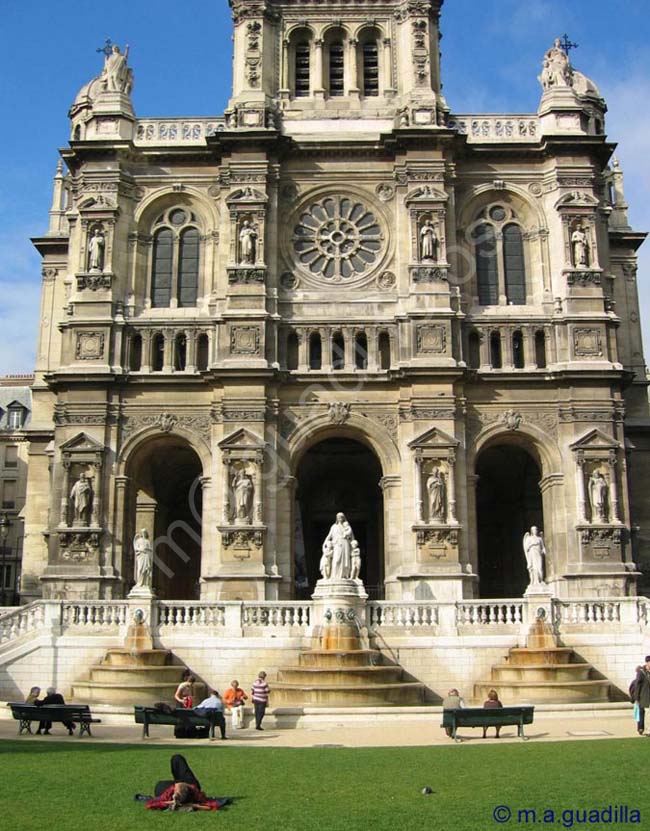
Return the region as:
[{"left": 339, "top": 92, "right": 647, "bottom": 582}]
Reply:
[{"left": 0, "top": 376, "right": 33, "bottom": 605}]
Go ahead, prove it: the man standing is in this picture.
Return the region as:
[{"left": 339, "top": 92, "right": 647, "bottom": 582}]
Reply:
[
  {"left": 633, "top": 657, "right": 650, "bottom": 735},
  {"left": 251, "top": 671, "right": 270, "bottom": 731}
]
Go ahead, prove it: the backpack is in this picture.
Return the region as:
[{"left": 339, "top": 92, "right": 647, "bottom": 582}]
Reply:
[{"left": 629, "top": 678, "right": 639, "bottom": 703}]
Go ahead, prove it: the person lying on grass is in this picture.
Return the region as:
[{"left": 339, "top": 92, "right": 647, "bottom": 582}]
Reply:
[{"left": 146, "top": 781, "right": 221, "bottom": 812}]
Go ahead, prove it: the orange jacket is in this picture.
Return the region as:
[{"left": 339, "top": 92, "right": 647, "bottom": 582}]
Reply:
[{"left": 223, "top": 687, "right": 248, "bottom": 708}]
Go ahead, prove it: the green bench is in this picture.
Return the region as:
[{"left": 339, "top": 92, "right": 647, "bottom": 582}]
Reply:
[
  {"left": 9, "top": 703, "right": 101, "bottom": 737},
  {"left": 134, "top": 705, "right": 224, "bottom": 739},
  {"left": 441, "top": 706, "right": 535, "bottom": 742}
]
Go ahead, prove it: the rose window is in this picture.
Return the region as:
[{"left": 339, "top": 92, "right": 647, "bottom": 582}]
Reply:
[{"left": 293, "top": 196, "right": 383, "bottom": 281}]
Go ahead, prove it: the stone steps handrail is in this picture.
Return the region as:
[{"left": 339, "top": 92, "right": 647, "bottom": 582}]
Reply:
[{"left": 0, "top": 601, "right": 49, "bottom": 644}]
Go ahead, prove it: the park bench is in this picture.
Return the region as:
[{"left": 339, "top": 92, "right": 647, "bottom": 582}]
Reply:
[
  {"left": 441, "top": 706, "right": 535, "bottom": 742},
  {"left": 9, "top": 703, "right": 101, "bottom": 737},
  {"left": 134, "top": 705, "right": 224, "bottom": 739}
]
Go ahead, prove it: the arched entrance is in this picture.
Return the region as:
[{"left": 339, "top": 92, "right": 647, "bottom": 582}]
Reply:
[
  {"left": 126, "top": 436, "right": 203, "bottom": 600},
  {"left": 295, "top": 437, "right": 384, "bottom": 598},
  {"left": 476, "top": 444, "right": 543, "bottom": 598}
]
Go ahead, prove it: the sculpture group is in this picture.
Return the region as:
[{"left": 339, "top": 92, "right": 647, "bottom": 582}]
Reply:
[{"left": 319, "top": 512, "right": 362, "bottom": 581}]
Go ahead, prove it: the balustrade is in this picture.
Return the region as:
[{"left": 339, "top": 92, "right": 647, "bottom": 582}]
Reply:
[
  {"left": 0, "top": 602, "right": 47, "bottom": 644},
  {"left": 466, "top": 323, "right": 548, "bottom": 371},
  {"left": 156, "top": 602, "right": 226, "bottom": 629},
  {"left": 242, "top": 602, "right": 311, "bottom": 629},
  {"left": 61, "top": 602, "right": 129, "bottom": 630},
  {"left": 552, "top": 599, "right": 622, "bottom": 626},
  {"left": 456, "top": 601, "right": 524, "bottom": 626},
  {"left": 368, "top": 602, "right": 439, "bottom": 628},
  {"left": 448, "top": 115, "right": 540, "bottom": 143},
  {"left": 134, "top": 119, "right": 225, "bottom": 145},
  {"left": 282, "top": 325, "right": 395, "bottom": 372},
  {"left": 125, "top": 326, "right": 211, "bottom": 374}
]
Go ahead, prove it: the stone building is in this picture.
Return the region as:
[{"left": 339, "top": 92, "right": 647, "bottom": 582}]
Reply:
[
  {"left": 0, "top": 376, "right": 33, "bottom": 605},
  {"left": 21, "top": 0, "right": 648, "bottom": 613}
]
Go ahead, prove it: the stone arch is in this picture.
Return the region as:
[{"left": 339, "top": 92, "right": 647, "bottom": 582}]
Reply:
[
  {"left": 457, "top": 183, "right": 546, "bottom": 231},
  {"left": 135, "top": 186, "right": 220, "bottom": 230},
  {"left": 117, "top": 424, "right": 211, "bottom": 472},
  {"left": 470, "top": 421, "right": 562, "bottom": 477}
]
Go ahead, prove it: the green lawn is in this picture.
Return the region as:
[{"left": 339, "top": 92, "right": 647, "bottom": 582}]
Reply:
[{"left": 2, "top": 739, "right": 648, "bottom": 830}]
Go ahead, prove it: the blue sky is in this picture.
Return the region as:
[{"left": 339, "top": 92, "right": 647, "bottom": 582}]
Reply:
[{"left": 0, "top": 0, "right": 648, "bottom": 374}]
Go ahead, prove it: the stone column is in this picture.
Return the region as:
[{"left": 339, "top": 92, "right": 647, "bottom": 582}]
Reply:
[
  {"left": 186, "top": 329, "right": 196, "bottom": 373},
  {"left": 502, "top": 326, "right": 514, "bottom": 370},
  {"left": 222, "top": 458, "right": 231, "bottom": 524},
  {"left": 141, "top": 331, "right": 152, "bottom": 373},
  {"left": 523, "top": 327, "right": 536, "bottom": 370},
  {"left": 347, "top": 38, "right": 359, "bottom": 98},
  {"left": 254, "top": 451, "right": 264, "bottom": 524},
  {"left": 321, "top": 327, "right": 332, "bottom": 372},
  {"left": 90, "top": 462, "right": 101, "bottom": 527},
  {"left": 388, "top": 330, "right": 397, "bottom": 370},
  {"left": 163, "top": 331, "right": 173, "bottom": 373},
  {"left": 314, "top": 39, "right": 325, "bottom": 97},
  {"left": 60, "top": 462, "right": 71, "bottom": 526},
  {"left": 280, "top": 38, "right": 290, "bottom": 94},
  {"left": 297, "top": 328, "right": 308, "bottom": 372},
  {"left": 367, "top": 327, "right": 379, "bottom": 372},
  {"left": 382, "top": 38, "right": 395, "bottom": 95},
  {"left": 447, "top": 452, "right": 458, "bottom": 524},
  {"left": 478, "top": 328, "right": 490, "bottom": 370},
  {"left": 576, "top": 452, "right": 588, "bottom": 523},
  {"left": 415, "top": 454, "right": 424, "bottom": 524},
  {"left": 113, "top": 475, "right": 129, "bottom": 583},
  {"left": 608, "top": 451, "right": 620, "bottom": 523}
]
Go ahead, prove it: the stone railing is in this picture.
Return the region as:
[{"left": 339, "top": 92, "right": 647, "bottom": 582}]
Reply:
[
  {"left": 456, "top": 601, "right": 524, "bottom": 626},
  {"left": 449, "top": 114, "right": 540, "bottom": 143},
  {"left": 368, "top": 602, "right": 439, "bottom": 628},
  {"left": 0, "top": 602, "right": 47, "bottom": 645},
  {"left": 134, "top": 118, "right": 225, "bottom": 146},
  {"left": 552, "top": 598, "right": 638, "bottom": 626},
  {"left": 242, "top": 602, "right": 311, "bottom": 629},
  {"left": 61, "top": 602, "right": 130, "bottom": 631},
  {"left": 156, "top": 602, "right": 226, "bottom": 629}
]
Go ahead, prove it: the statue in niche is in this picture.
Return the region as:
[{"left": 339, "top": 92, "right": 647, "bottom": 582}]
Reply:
[
  {"left": 322, "top": 512, "right": 359, "bottom": 580},
  {"left": 133, "top": 529, "right": 153, "bottom": 589},
  {"left": 420, "top": 219, "right": 438, "bottom": 261},
  {"left": 426, "top": 468, "right": 447, "bottom": 523},
  {"left": 588, "top": 471, "right": 609, "bottom": 523},
  {"left": 87, "top": 228, "right": 105, "bottom": 272},
  {"left": 539, "top": 38, "right": 572, "bottom": 90},
  {"left": 232, "top": 468, "right": 254, "bottom": 522},
  {"left": 239, "top": 219, "right": 258, "bottom": 264},
  {"left": 523, "top": 526, "right": 547, "bottom": 588},
  {"left": 70, "top": 472, "right": 92, "bottom": 526},
  {"left": 102, "top": 43, "right": 132, "bottom": 93},
  {"left": 571, "top": 225, "right": 589, "bottom": 268}
]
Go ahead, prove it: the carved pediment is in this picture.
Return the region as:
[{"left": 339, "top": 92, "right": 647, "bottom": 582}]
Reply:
[
  {"left": 218, "top": 427, "right": 265, "bottom": 451},
  {"left": 570, "top": 429, "right": 619, "bottom": 452},
  {"left": 405, "top": 186, "right": 448, "bottom": 204},
  {"left": 408, "top": 426, "right": 459, "bottom": 450},
  {"left": 226, "top": 187, "right": 267, "bottom": 205},
  {"left": 59, "top": 432, "right": 105, "bottom": 453},
  {"left": 555, "top": 191, "right": 600, "bottom": 210}
]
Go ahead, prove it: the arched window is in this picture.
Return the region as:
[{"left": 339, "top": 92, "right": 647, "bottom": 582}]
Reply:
[
  {"left": 503, "top": 224, "right": 526, "bottom": 305},
  {"left": 174, "top": 333, "right": 187, "bottom": 371},
  {"left": 152, "top": 333, "right": 164, "bottom": 372},
  {"left": 471, "top": 205, "right": 528, "bottom": 306},
  {"left": 329, "top": 42, "right": 344, "bottom": 96},
  {"left": 287, "top": 332, "right": 299, "bottom": 370},
  {"left": 295, "top": 42, "right": 310, "bottom": 97},
  {"left": 535, "top": 330, "right": 547, "bottom": 369},
  {"left": 354, "top": 333, "right": 368, "bottom": 369},
  {"left": 129, "top": 334, "right": 142, "bottom": 371},
  {"left": 467, "top": 331, "right": 480, "bottom": 369},
  {"left": 490, "top": 331, "right": 502, "bottom": 369},
  {"left": 474, "top": 224, "right": 498, "bottom": 306},
  {"left": 309, "top": 332, "right": 322, "bottom": 370},
  {"left": 378, "top": 332, "right": 391, "bottom": 370},
  {"left": 362, "top": 42, "right": 379, "bottom": 96},
  {"left": 332, "top": 331, "right": 345, "bottom": 369},
  {"left": 196, "top": 334, "right": 209, "bottom": 371},
  {"left": 512, "top": 330, "right": 524, "bottom": 369},
  {"left": 150, "top": 207, "right": 201, "bottom": 308}
]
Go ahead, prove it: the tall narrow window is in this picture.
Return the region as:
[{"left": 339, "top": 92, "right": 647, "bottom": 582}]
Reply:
[
  {"left": 309, "top": 332, "right": 322, "bottom": 370},
  {"left": 468, "top": 331, "right": 480, "bottom": 369},
  {"left": 378, "top": 332, "right": 391, "bottom": 370},
  {"left": 490, "top": 332, "right": 502, "bottom": 369},
  {"left": 332, "top": 331, "right": 345, "bottom": 369},
  {"left": 196, "top": 334, "right": 209, "bottom": 371},
  {"left": 287, "top": 332, "right": 299, "bottom": 370},
  {"left": 362, "top": 42, "right": 379, "bottom": 96},
  {"left": 474, "top": 224, "right": 498, "bottom": 305},
  {"left": 129, "top": 334, "right": 142, "bottom": 371},
  {"left": 174, "top": 333, "right": 187, "bottom": 371},
  {"left": 512, "top": 330, "right": 524, "bottom": 369},
  {"left": 503, "top": 224, "right": 526, "bottom": 305},
  {"left": 152, "top": 229, "right": 173, "bottom": 308},
  {"left": 295, "top": 42, "right": 310, "bottom": 97},
  {"left": 329, "top": 42, "right": 344, "bottom": 96},
  {"left": 354, "top": 333, "right": 368, "bottom": 369},
  {"left": 178, "top": 228, "right": 199, "bottom": 307},
  {"left": 535, "top": 330, "right": 547, "bottom": 369},
  {"left": 152, "top": 333, "right": 164, "bottom": 372}
]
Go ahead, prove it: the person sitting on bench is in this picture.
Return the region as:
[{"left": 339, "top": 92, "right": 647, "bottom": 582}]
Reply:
[
  {"left": 442, "top": 688, "right": 465, "bottom": 738},
  {"left": 36, "top": 687, "right": 76, "bottom": 736},
  {"left": 482, "top": 689, "right": 504, "bottom": 738},
  {"left": 194, "top": 689, "right": 227, "bottom": 740}
]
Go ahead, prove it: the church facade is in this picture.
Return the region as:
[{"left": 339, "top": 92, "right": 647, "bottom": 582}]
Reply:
[{"left": 22, "top": 0, "right": 649, "bottom": 610}]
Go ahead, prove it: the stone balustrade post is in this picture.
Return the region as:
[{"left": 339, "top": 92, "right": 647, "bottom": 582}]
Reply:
[{"left": 608, "top": 450, "right": 621, "bottom": 523}]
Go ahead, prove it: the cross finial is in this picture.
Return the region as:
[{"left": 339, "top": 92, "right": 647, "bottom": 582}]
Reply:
[
  {"left": 560, "top": 34, "right": 579, "bottom": 56},
  {"left": 96, "top": 38, "right": 115, "bottom": 58}
]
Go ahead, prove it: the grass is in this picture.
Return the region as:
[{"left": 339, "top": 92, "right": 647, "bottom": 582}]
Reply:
[{"left": 2, "top": 738, "right": 649, "bottom": 830}]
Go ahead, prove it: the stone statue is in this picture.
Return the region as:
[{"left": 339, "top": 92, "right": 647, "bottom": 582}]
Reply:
[
  {"left": 571, "top": 225, "right": 589, "bottom": 268},
  {"left": 133, "top": 529, "right": 153, "bottom": 589},
  {"left": 319, "top": 540, "right": 333, "bottom": 580},
  {"left": 102, "top": 44, "right": 132, "bottom": 93},
  {"left": 350, "top": 540, "right": 362, "bottom": 580},
  {"left": 87, "top": 228, "right": 105, "bottom": 272},
  {"left": 70, "top": 472, "right": 92, "bottom": 526},
  {"left": 323, "top": 512, "right": 358, "bottom": 580},
  {"left": 239, "top": 220, "right": 258, "bottom": 264},
  {"left": 426, "top": 468, "right": 446, "bottom": 523},
  {"left": 233, "top": 468, "right": 254, "bottom": 522},
  {"left": 420, "top": 220, "right": 438, "bottom": 261},
  {"left": 588, "top": 471, "right": 609, "bottom": 523},
  {"left": 523, "top": 526, "right": 546, "bottom": 588},
  {"left": 539, "top": 38, "right": 572, "bottom": 90}
]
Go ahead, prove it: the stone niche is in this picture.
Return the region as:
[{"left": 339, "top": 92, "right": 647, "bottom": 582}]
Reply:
[
  {"left": 408, "top": 427, "right": 460, "bottom": 565},
  {"left": 54, "top": 432, "right": 105, "bottom": 564}
]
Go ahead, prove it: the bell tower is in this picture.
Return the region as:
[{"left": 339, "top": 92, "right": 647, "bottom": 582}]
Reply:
[{"left": 228, "top": 0, "right": 448, "bottom": 126}]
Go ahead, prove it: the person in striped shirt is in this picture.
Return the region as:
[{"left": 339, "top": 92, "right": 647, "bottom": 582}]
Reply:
[{"left": 251, "top": 671, "right": 270, "bottom": 731}]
